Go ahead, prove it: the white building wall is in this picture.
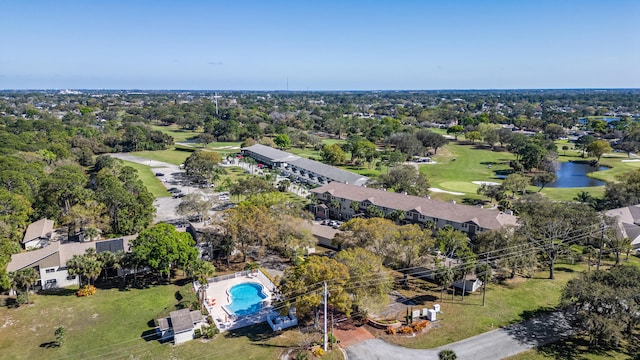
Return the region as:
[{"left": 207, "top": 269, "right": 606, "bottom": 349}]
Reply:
[
  {"left": 173, "top": 330, "right": 194, "bottom": 345},
  {"left": 40, "top": 266, "right": 79, "bottom": 289}
]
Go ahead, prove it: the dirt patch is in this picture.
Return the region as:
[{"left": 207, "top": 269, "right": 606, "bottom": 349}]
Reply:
[{"left": 334, "top": 324, "right": 374, "bottom": 347}]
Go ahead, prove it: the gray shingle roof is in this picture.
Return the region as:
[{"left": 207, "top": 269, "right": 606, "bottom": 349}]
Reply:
[
  {"left": 169, "top": 308, "right": 195, "bottom": 333},
  {"left": 241, "top": 144, "right": 368, "bottom": 186},
  {"left": 22, "top": 218, "right": 54, "bottom": 244},
  {"left": 288, "top": 157, "right": 368, "bottom": 185},
  {"left": 312, "top": 182, "right": 518, "bottom": 230},
  {"left": 241, "top": 144, "right": 300, "bottom": 163}
]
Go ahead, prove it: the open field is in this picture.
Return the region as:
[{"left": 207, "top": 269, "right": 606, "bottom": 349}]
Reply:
[
  {"left": 133, "top": 149, "right": 191, "bottom": 165},
  {"left": 0, "top": 281, "right": 340, "bottom": 360},
  {"left": 120, "top": 160, "right": 170, "bottom": 197},
  {"left": 151, "top": 124, "right": 200, "bottom": 142},
  {"left": 386, "top": 264, "right": 581, "bottom": 349}
]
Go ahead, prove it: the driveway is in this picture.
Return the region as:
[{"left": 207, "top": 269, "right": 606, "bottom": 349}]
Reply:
[{"left": 346, "top": 312, "right": 573, "bottom": 360}]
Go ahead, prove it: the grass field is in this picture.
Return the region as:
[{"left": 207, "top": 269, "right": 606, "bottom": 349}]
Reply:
[
  {"left": 151, "top": 125, "right": 200, "bottom": 142},
  {"left": 0, "top": 282, "right": 341, "bottom": 360},
  {"left": 133, "top": 149, "right": 192, "bottom": 165},
  {"left": 419, "top": 141, "right": 640, "bottom": 202},
  {"left": 385, "top": 264, "right": 581, "bottom": 349},
  {"left": 121, "top": 160, "right": 170, "bottom": 197}
]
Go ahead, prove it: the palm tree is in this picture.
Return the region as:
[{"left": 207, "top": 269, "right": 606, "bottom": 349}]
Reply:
[
  {"left": 84, "top": 227, "right": 99, "bottom": 242},
  {"left": 438, "top": 349, "right": 457, "bottom": 360},
  {"left": 10, "top": 267, "right": 39, "bottom": 303},
  {"left": 574, "top": 191, "right": 596, "bottom": 208},
  {"left": 191, "top": 260, "right": 216, "bottom": 308},
  {"left": 331, "top": 199, "right": 341, "bottom": 219},
  {"left": 350, "top": 201, "right": 360, "bottom": 214}
]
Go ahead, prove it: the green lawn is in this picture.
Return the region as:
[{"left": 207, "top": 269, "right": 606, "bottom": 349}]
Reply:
[
  {"left": 133, "top": 149, "right": 191, "bottom": 165},
  {"left": 419, "top": 141, "right": 639, "bottom": 202},
  {"left": 121, "top": 160, "right": 170, "bottom": 197},
  {"left": 385, "top": 264, "right": 583, "bottom": 349},
  {"left": 151, "top": 124, "right": 201, "bottom": 142},
  {"left": 0, "top": 282, "right": 339, "bottom": 360}
]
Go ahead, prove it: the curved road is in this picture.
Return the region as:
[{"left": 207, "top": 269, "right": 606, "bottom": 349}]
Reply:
[{"left": 346, "top": 312, "right": 572, "bottom": 360}]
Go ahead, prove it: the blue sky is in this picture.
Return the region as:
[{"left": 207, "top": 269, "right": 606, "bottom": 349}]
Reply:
[{"left": 1, "top": 0, "right": 638, "bottom": 90}]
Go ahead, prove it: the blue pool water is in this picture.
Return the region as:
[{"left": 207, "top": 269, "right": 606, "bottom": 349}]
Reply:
[{"left": 226, "top": 283, "right": 267, "bottom": 316}]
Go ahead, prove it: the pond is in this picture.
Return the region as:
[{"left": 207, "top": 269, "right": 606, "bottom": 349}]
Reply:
[{"left": 546, "top": 161, "right": 609, "bottom": 188}]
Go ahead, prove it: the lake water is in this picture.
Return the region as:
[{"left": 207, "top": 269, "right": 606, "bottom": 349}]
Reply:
[{"left": 546, "top": 161, "right": 608, "bottom": 188}]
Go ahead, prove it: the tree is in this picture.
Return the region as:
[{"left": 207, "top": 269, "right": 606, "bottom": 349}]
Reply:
[
  {"left": 576, "top": 135, "right": 595, "bottom": 158},
  {"left": 601, "top": 170, "right": 640, "bottom": 209},
  {"left": 544, "top": 124, "right": 565, "bottom": 140},
  {"left": 36, "top": 165, "right": 91, "bottom": 225},
  {"left": 573, "top": 191, "right": 597, "bottom": 208},
  {"left": 130, "top": 223, "right": 198, "bottom": 278},
  {"left": 335, "top": 248, "right": 392, "bottom": 313},
  {"left": 335, "top": 218, "right": 397, "bottom": 258},
  {"left": 191, "top": 259, "right": 216, "bottom": 307},
  {"left": 531, "top": 171, "right": 557, "bottom": 192},
  {"left": 514, "top": 195, "right": 598, "bottom": 279},
  {"left": 274, "top": 133, "right": 291, "bottom": 149},
  {"left": 377, "top": 165, "right": 430, "bottom": 196},
  {"left": 434, "top": 264, "right": 454, "bottom": 301},
  {"left": 474, "top": 227, "right": 536, "bottom": 278},
  {"left": 184, "top": 150, "right": 224, "bottom": 185},
  {"left": 586, "top": 140, "right": 612, "bottom": 164},
  {"left": 320, "top": 144, "right": 346, "bottom": 166},
  {"left": 176, "top": 193, "right": 214, "bottom": 222},
  {"left": 519, "top": 143, "right": 546, "bottom": 171},
  {"left": 415, "top": 130, "right": 448, "bottom": 154},
  {"left": 55, "top": 326, "right": 66, "bottom": 347},
  {"left": 465, "top": 131, "right": 482, "bottom": 143},
  {"left": 278, "top": 256, "right": 352, "bottom": 317},
  {"left": 439, "top": 349, "right": 457, "bottom": 360},
  {"left": 562, "top": 265, "right": 640, "bottom": 347},
  {"left": 476, "top": 184, "right": 505, "bottom": 204},
  {"left": 502, "top": 173, "right": 529, "bottom": 196},
  {"left": 447, "top": 125, "right": 464, "bottom": 140},
  {"left": 435, "top": 226, "right": 470, "bottom": 259},
  {"left": 95, "top": 167, "right": 155, "bottom": 235},
  {"left": 66, "top": 250, "right": 103, "bottom": 286},
  {"left": 10, "top": 267, "right": 39, "bottom": 304},
  {"left": 388, "top": 224, "right": 433, "bottom": 268}
]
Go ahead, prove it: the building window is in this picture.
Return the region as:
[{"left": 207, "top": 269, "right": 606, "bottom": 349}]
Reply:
[
  {"left": 46, "top": 279, "right": 57, "bottom": 285},
  {"left": 66, "top": 275, "right": 76, "bottom": 281},
  {"left": 462, "top": 223, "right": 468, "bottom": 228},
  {"left": 45, "top": 268, "right": 55, "bottom": 273}
]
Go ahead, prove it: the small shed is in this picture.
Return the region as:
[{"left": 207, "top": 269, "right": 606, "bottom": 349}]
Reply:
[{"left": 156, "top": 308, "right": 203, "bottom": 345}]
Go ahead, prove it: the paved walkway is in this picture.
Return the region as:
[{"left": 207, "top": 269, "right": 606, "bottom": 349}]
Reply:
[{"left": 346, "top": 312, "right": 573, "bottom": 360}]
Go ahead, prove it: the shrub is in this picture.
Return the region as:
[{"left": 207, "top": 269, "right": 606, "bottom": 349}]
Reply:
[
  {"left": 412, "top": 320, "right": 429, "bottom": 332},
  {"left": 385, "top": 326, "right": 397, "bottom": 335},
  {"left": 399, "top": 326, "right": 414, "bottom": 334},
  {"left": 312, "top": 347, "right": 325, "bottom": 357},
  {"left": 295, "top": 352, "right": 309, "bottom": 360},
  {"left": 16, "top": 292, "right": 29, "bottom": 305},
  {"left": 76, "top": 285, "right": 96, "bottom": 297},
  {"left": 193, "top": 328, "right": 202, "bottom": 339},
  {"left": 202, "top": 324, "right": 219, "bottom": 339}
]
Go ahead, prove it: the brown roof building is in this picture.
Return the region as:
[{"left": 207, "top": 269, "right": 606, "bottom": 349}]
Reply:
[{"left": 310, "top": 182, "right": 517, "bottom": 235}]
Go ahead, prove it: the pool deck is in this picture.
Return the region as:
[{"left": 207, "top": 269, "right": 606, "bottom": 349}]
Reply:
[{"left": 202, "top": 271, "right": 276, "bottom": 332}]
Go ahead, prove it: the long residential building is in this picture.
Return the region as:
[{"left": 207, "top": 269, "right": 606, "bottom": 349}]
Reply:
[
  {"left": 310, "top": 182, "right": 518, "bottom": 235},
  {"left": 240, "top": 144, "right": 368, "bottom": 186},
  {"left": 7, "top": 236, "right": 136, "bottom": 291}
]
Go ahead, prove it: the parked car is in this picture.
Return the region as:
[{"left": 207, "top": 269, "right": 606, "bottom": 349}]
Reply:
[{"left": 155, "top": 172, "right": 164, "bottom": 176}]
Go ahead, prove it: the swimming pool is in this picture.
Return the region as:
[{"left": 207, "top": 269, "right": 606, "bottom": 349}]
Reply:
[{"left": 225, "top": 282, "right": 268, "bottom": 316}]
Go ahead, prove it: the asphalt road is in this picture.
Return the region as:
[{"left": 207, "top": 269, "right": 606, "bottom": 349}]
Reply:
[{"left": 346, "top": 312, "right": 573, "bottom": 360}]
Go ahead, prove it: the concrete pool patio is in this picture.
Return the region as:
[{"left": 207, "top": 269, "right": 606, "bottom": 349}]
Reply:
[{"left": 198, "top": 270, "right": 278, "bottom": 332}]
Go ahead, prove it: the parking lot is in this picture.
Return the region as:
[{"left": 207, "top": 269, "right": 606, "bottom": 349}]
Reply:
[{"left": 110, "top": 153, "right": 230, "bottom": 223}]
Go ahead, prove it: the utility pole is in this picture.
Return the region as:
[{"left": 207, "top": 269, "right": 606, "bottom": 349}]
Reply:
[
  {"left": 323, "top": 281, "right": 328, "bottom": 352},
  {"left": 482, "top": 254, "right": 488, "bottom": 306},
  {"left": 597, "top": 222, "right": 605, "bottom": 271}
]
